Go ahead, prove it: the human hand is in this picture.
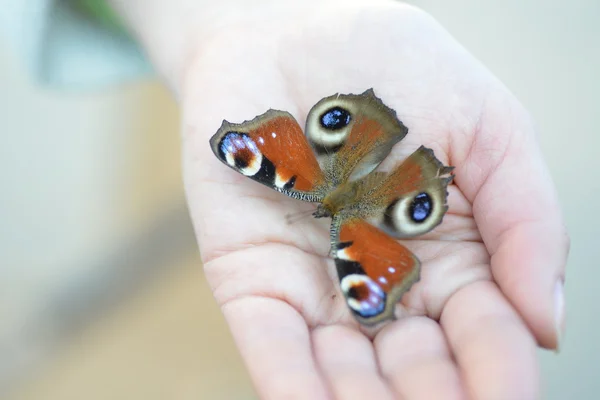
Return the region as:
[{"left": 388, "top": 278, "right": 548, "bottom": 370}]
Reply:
[{"left": 169, "top": 1, "right": 569, "bottom": 399}]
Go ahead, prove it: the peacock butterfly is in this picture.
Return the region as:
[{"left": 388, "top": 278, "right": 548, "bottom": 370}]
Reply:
[{"left": 209, "top": 89, "right": 454, "bottom": 326}]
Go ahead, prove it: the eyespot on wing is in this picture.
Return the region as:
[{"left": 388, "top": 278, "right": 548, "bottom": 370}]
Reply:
[
  {"left": 333, "top": 218, "right": 421, "bottom": 325},
  {"left": 209, "top": 109, "right": 326, "bottom": 195}
]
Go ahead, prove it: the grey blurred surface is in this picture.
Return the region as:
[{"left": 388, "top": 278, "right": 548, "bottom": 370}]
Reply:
[
  {"left": 409, "top": 0, "right": 599, "bottom": 398},
  {"left": 0, "top": 27, "right": 200, "bottom": 395}
]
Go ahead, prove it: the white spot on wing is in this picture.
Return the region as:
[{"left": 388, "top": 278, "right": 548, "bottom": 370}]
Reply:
[
  {"left": 274, "top": 172, "right": 288, "bottom": 189},
  {"left": 347, "top": 298, "right": 362, "bottom": 312},
  {"left": 271, "top": 132, "right": 277, "bottom": 138},
  {"left": 336, "top": 248, "right": 353, "bottom": 261},
  {"left": 340, "top": 274, "right": 386, "bottom": 315},
  {"left": 340, "top": 274, "right": 363, "bottom": 293},
  {"left": 240, "top": 152, "right": 262, "bottom": 176},
  {"left": 225, "top": 152, "right": 236, "bottom": 168}
]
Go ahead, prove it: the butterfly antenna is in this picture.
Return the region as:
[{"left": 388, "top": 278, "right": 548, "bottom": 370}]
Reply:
[{"left": 285, "top": 209, "right": 314, "bottom": 225}]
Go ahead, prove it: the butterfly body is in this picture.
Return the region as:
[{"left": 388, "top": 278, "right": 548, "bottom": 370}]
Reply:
[{"left": 210, "top": 89, "right": 453, "bottom": 326}]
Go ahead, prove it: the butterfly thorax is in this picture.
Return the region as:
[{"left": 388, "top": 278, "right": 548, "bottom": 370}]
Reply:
[{"left": 313, "top": 178, "right": 378, "bottom": 220}]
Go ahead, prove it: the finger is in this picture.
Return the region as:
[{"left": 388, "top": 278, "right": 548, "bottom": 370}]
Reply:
[
  {"left": 374, "top": 317, "right": 467, "bottom": 400},
  {"left": 453, "top": 94, "right": 569, "bottom": 349},
  {"left": 312, "top": 325, "right": 395, "bottom": 400},
  {"left": 222, "top": 295, "right": 332, "bottom": 400},
  {"left": 441, "top": 281, "right": 539, "bottom": 400}
]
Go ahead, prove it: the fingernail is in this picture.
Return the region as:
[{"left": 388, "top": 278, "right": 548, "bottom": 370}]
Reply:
[{"left": 554, "top": 279, "right": 566, "bottom": 352}]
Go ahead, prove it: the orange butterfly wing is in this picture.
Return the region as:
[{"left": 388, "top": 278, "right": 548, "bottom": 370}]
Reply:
[
  {"left": 210, "top": 110, "right": 327, "bottom": 200},
  {"left": 332, "top": 218, "right": 420, "bottom": 325}
]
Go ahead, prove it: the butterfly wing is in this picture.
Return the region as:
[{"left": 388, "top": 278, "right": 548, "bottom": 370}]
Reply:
[
  {"left": 331, "top": 217, "right": 420, "bottom": 325},
  {"left": 210, "top": 110, "right": 327, "bottom": 202},
  {"left": 304, "top": 89, "right": 408, "bottom": 184},
  {"left": 376, "top": 146, "right": 454, "bottom": 238}
]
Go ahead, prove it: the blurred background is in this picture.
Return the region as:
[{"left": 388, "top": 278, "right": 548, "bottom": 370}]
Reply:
[{"left": 0, "top": 0, "right": 597, "bottom": 399}]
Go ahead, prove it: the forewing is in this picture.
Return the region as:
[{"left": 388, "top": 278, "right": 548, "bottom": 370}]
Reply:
[{"left": 210, "top": 110, "right": 327, "bottom": 202}]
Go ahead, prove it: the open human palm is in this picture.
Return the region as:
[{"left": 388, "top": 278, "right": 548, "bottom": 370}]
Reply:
[{"left": 177, "top": 2, "right": 568, "bottom": 399}]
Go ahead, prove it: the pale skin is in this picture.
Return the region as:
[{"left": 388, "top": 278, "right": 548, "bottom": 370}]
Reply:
[{"left": 109, "top": 1, "right": 570, "bottom": 398}]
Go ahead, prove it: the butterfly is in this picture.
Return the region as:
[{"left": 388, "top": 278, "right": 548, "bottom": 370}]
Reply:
[{"left": 209, "top": 89, "right": 454, "bottom": 326}]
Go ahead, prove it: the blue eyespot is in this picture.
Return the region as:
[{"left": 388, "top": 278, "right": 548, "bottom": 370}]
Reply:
[
  {"left": 220, "top": 132, "right": 259, "bottom": 156},
  {"left": 349, "top": 280, "right": 385, "bottom": 318},
  {"left": 410, "top": 192, "right": 432, "bottom": 223},
  {"left": 320, "top": 107, "right": 351, "bottom": 130},
  {"left": 342, "top": 274, "right": 386, "bottom": 318}
]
